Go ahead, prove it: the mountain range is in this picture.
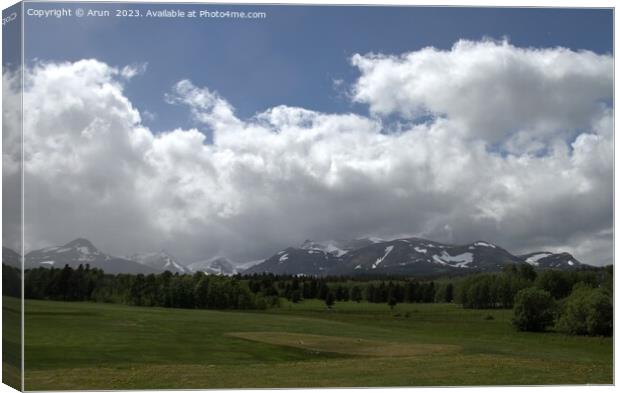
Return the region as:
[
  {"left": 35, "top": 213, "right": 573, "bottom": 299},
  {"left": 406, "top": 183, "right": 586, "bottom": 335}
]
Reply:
[
  {"left": 2, "top": 236, "right": 587, "bottom": 276},
  {"left": 243, "top": 237, "right": 585, "bottom": 276}
]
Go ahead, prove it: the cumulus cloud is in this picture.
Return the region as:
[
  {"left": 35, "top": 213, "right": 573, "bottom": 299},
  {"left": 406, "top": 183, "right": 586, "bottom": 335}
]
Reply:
[
  {"left": 4, "top": 40, "right": 613, "bottom": 266},
  {"left": 351, "top": 39, "right": 612, "bottom": 152},
  {"left": 2, "top": 67, "right": 23, "bottom": 252}
]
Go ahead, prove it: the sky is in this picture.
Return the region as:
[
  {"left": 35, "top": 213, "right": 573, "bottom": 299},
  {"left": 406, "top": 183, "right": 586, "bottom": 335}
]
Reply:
[{"left": 3, "top": 3, "right": 613, "bottom": 265}]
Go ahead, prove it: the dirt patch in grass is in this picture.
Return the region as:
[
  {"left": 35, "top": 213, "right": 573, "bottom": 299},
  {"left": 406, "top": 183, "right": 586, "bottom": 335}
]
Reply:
[{"left": 226, "top": 332, "right": 460, "bottom": 357}]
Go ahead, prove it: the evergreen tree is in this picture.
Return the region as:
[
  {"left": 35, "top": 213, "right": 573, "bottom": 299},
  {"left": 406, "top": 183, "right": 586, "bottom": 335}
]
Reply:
[
  {"left": 445, "top": 283, "right": 454, "bottom": 303},
  {"left": 351, "top": 286, "right": 363, "bottom": 303},
  {"left": 290, "top": 289, "right": 301, "bottom": 303},
  {"left": 325, "top": 291, "right": 335, "bottom": 309}
]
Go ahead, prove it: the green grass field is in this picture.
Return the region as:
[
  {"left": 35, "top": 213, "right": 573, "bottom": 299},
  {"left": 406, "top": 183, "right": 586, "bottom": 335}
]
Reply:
[
  {"left": 10, "top": 296, "right": 612, "bottom": 389},
  {"left": 2, "top": 296, "right": 21, "bottom": 390}
]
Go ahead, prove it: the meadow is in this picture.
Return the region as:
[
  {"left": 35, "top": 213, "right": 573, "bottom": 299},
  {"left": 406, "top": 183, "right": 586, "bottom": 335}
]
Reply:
[{"left": 5, "top": 296, "right": 611, "bottom": 390}]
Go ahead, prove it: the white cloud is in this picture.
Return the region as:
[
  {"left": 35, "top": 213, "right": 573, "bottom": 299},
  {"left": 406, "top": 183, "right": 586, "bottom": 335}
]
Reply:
[
  {"left": 120, "top": 62, "right": 148, "bottom": 80},
  {"left": 351, "top": 39, "right": 612, "bottom": 150},
  {"left": 141, "top": 110, "right": 157, "bottom": 122},
  {"left": 2, "top": 68, "right": 23, "bottom": 252},
  {"left": 4, "top": 41, "right": 613, "bottom": 266},
  {"left": 165, "top": 79, "right": 241, "bottom": 132}
]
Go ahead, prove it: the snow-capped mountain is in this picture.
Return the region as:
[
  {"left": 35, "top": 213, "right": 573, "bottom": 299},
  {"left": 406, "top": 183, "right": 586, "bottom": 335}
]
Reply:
[
  {"left": 25, "top": 238, "right": 159, "bottom": 274},
  {"left": 130, "top": 251, "right": 187, "bottom": 274},
  {"left": 187, "top": 257, "right": 238, "bottom": 275},
  {"left": 244, "top": 237, "right": 586, "bottom": 277},
  {"left": 519, "top": 252, "right": 583, "bottom": 269}
]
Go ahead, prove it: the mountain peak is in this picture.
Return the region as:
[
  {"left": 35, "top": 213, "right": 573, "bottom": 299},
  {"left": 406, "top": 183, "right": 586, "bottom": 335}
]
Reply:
[
  {"left": 470, "top": 241, "right": 497, "bottom": 248},
  {"left": 65, "top": 238, "right": 97, "bottom": 250},
  {"left": 520, "top": 251, "right": 581, "bottom": 268}
]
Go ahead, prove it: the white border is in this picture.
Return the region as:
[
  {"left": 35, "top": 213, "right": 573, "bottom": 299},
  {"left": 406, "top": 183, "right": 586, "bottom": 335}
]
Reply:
[{"left": 0, "top": 1, "right": 616, "bottom": 393}]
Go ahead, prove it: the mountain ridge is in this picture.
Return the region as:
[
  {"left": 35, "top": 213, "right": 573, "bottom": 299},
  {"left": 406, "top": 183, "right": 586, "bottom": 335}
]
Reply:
[
  {"left": 13, "top": 236, "right": 588, "bottom": 277},
  {"left": 244, "top": 237, "right": 586, "bottom": 276}
]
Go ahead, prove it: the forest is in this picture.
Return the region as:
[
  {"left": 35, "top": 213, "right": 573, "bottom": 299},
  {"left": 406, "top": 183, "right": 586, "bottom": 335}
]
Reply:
[{"left": 2, "top": 262, "right": 612, "bottom": 336}]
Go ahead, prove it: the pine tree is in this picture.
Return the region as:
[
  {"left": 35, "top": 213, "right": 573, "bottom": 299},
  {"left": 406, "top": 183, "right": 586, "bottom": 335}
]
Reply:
[{"left": 325, "top": 291, "right": 335, "bottom": 309}]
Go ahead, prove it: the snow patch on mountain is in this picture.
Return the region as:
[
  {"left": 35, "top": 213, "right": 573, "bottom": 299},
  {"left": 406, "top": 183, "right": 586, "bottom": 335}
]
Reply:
[
  {"left": 164, "top": 260, "right": 186, "bottom": 272},
  {"left": 432, "top": 251, "right": 473, "bottom": 268},
  {"left": 372, "top": 245, "right": 394, "bottom": 269},
  {"left": 473, "top": 241, "right": 496, "bottom": 248},
  {"left": 77, "top": 246, "right": 91, "bottom": 255},
  {"left": 525, "top": 252, "right": 553, "bottom": 266},
  {"left": 300, "top": 240, "right": 348, "bottom": 257}
]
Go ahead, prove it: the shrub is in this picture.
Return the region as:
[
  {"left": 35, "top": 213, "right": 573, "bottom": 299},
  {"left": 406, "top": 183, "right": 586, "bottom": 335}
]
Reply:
[
  {"left": 556, "top": 287, "right": 612, "bottom": 336},
  {"left": 512, "top": 288, "right": 555, "bottom": 332}
]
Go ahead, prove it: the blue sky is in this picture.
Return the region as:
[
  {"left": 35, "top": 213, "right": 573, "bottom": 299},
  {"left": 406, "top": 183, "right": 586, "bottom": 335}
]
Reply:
[
  {"left": 23, "top": 3, "right": 613, "bottom": 133},
  {"left": 2, "top": 3, "right": 22, "bottom": 68}
]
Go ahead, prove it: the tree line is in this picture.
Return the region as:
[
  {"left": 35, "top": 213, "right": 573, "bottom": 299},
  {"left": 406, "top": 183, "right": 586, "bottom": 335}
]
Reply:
[
  {"left": 244, "top": 273, "right": 451, "bottom": 305},
  {"left": 9, "top": 265, "right": 452, "bottom": 309},
  {"left": 4, "top": 262, "right": 611, "bottom": 336},
  {"left": 21, "top": 264, "right": 268, "bottom": 310}
]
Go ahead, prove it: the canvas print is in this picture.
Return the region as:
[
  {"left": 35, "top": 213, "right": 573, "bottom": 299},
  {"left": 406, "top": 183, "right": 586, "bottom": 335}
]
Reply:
[{"left": 2, "top": 1, "right": 614, "bottom": 390}]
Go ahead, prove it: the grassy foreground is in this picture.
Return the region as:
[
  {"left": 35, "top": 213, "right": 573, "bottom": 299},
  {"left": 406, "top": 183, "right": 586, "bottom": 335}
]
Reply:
[
  {"left": 17, "top": 297, "right": 612, "bottom": 389},
  {"left": 2, "top": 296, "right": 21, "bottom": 390}
]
